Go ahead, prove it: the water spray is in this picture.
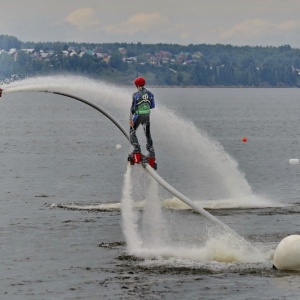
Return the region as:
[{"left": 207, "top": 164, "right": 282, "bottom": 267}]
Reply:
[{"left": 1, "top": 86, "right": 258, "bottom": 252}]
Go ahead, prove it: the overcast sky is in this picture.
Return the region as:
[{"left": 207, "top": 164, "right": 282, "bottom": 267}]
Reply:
[{"left": 1, "top": 0, "right": 300, "bottom": 48}]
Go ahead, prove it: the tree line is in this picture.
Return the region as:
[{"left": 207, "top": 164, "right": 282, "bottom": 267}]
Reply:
[{"left": 0, "top": 34, "right": 300, "bottom": 86}]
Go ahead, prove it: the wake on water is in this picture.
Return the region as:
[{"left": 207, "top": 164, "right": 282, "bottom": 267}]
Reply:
[
  {"left": 3, "top": 75, "right": 274, "bottom": 264},
  {"left": 121, "top": 164, "right": 268, "bottom": 264}
]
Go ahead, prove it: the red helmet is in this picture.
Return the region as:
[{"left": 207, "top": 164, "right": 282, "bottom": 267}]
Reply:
[{"left": 134, "top": 77, "right": 146, "bottom": 86}]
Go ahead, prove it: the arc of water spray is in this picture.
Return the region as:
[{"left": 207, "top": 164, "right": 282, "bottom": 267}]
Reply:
[{"left": 4, "top": 89, "right": 255, "bottom": 249}]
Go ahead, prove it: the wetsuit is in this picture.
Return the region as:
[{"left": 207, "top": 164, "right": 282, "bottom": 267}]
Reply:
[{"left": 129, "top": 87, "right": 155, "bottom": 157}]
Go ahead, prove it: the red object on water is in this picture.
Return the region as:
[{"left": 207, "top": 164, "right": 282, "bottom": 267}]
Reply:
[
  {"left": 128, "top": 153, "right": 142, "bottom": 165},
  {"left": 132, "top": 153, "right": 142, "bottom": 164},
  {"left": 128, "top": 153, "right": 157, "bottom": 170},
  {"left": 242, "top": 137, "right": 248, "bottom": 142},
  {"left": 147, "top": 157, "right": 157, "bottom": 169}
]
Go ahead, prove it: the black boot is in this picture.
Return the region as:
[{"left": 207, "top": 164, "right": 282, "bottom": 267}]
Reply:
[
  {"left": 147, "top": 147, "right": 155, "bottom": 158},
  {"left": 133, "top": 145, "right": 141, "bottom": 153}
]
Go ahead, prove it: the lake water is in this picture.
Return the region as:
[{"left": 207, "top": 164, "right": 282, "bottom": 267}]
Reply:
[{"left": 1, "top": 75, "right": 300, "bottom": 299}]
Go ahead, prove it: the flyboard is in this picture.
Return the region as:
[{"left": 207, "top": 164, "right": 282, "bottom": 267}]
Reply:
[
  {"left": 0, "top": 88, "right": 255, "bottom": 248},
  {"left": 128, "top": 152, "right": 157, "bottom": 170}
]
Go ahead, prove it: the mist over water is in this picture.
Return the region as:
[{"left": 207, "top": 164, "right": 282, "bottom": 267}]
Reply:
[
  {"left": 154, "top": 107, "right": 254, "bottom": 199},
  {"left": 121, "top": 163, "right": 267, "bottom": 264},
  {"left": 121, "top": 164, "right": 142, "bottom": 253},
  {"left": 4, "top": 75, "right": 265, "bottom": 203},
  {"left": 121, "top": 165, "right": 170, "bottom": 257},
  {"left": 3, "top": 75, "right": 272, "bottom": 263}
]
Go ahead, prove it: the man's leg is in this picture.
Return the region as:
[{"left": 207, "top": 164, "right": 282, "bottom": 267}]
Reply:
[
  {"left": 130, "top": 116, "right": 141, "bottom": 153},
  {"left": 143, "top": 118, "right": 155, "bottom": 157}
]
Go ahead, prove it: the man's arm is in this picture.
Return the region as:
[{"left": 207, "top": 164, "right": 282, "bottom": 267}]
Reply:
[
  {"left": 129, "top": 94, "right": 135, "bottom": 126},
  {"left": 149, "top": 92, "right": 155, "bottom": 109}
]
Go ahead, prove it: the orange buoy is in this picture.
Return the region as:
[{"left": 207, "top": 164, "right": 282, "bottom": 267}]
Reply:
[{"left": 242, "top": 137, "right": 248, "bottom": 142}]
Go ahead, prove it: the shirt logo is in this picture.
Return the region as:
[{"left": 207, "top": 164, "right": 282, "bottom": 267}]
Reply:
[{"left": 142, "top": 93, "right": 149, "bottom": 100}]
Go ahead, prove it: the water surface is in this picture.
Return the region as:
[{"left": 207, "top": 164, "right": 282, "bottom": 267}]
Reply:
[{"left": 1, "top": 77, "right": 299, "bottom": 299}]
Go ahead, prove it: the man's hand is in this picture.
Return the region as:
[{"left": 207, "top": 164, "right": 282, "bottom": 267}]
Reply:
[{"left": 129, "top": 120, "right": 134, "bottom": 127}]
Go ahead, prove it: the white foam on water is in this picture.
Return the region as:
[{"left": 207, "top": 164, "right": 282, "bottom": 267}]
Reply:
[
  {"left": 120, "top": 165, "right": 268, "bottom": 264},
  {"left": 198, "top": 194, "right": 283, "bottom": 209},
  {"left": 51, "top": 193, "right": 282, "bottom": 211},
  {"left": 50, "top": 202, "right": 123, "bottom": 211},
  {"left": 121, "top": 164, "right": 170, "bottom": 254},
  {"left": 128, "top": 229, "right": 268, "bottom": 264},
  {"left": 121, "top": 164, "right": 143, "bottom": 253},
  {"left": 141, "top": 176, "right": 166, "bottom": 248},
  {"left": 163, "top": 195, "right": 283, "bottom": 210}
]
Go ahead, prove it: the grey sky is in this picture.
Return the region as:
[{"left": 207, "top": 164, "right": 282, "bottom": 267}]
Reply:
[{"left": 1, "top": 0, "right": 300, "bottom": 48}]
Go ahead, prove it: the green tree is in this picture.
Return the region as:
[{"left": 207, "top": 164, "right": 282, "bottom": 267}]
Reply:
[
  {"left": 16, "top": 51, "right": 32, "bottom": 67},
  {"left": 109, "top": 53, "right": 123, "bottom": 69},
  {"left": 0, "top": 35, "right": 21, "bottom": 51},
  {"left": 0, "top": 53, "right": 20, "bottom": 80}
]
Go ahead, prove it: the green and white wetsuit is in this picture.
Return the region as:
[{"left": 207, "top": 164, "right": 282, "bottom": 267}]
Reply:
[{"left": 129, "top": 87, "right": 155, "bottom": 157}]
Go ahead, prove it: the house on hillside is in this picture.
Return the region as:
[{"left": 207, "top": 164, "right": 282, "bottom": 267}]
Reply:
[
  {"left": 118, "top": 47, "right": 127, "bottom": 57},
  {"left": 123, "top": 57, "right": 137, "bottom": 63},
  {"left": 22, "top": 49, "right": 35, "bottom": 54}
]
